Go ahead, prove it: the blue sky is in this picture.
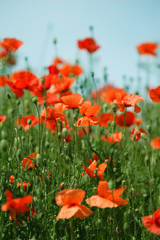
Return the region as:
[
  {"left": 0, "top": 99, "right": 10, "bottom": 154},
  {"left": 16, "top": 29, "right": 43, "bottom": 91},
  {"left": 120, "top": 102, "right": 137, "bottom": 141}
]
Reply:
[{"left": 0, "top": 0, "right": 160, "bottom": 89}]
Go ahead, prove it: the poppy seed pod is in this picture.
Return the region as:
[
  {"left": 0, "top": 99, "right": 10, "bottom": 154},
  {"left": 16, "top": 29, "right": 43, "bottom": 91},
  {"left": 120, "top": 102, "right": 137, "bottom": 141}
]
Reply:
[
  {"left": 6, "top": 92, "right": 11, "bottom": 100},
  {"left": 27, "top": 119, "right": 32, "bottom": 125},
  {"left": 32, "top": 97, "right": 37, "bottom": 104}
]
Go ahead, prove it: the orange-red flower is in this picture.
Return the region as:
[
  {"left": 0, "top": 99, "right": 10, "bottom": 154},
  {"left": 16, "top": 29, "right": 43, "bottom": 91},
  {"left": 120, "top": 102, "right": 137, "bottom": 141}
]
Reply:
[
  {"left": 0, "top": 76, "right": 7, "bottom": 87},
  {"left": 0, "top": 115, "right": 6, "bottom": 123},
  {"left": 40, "top": 106, "right": 65, "bottom": 123},
  {"left": 130, "top": 128, "right": 141, "bottom": 141},
  {"left": 16, "top": 115, "right": 39, "bottom": 130},
  {"left": 75, "top": 101, "right": 101, "bottom": 127},
  {"left": 151, "top": 137, "right": 160, "bottom": 150},
  {"left": 136, "top": 42, "right": 158, "bottom": 56},
  {"left": 55, "top": 189, "right": 92, "bottom": 220},
  {"left": 1, "top": 190, "right": 33, "bottom": 226},
  {"left": 99, "top": 113, "right": 114, "bottom": 127},
  {"left": 21, "top": 152, "right": 38, "bottom": 170},
  {"left": 101, "top": 131, "right": 123, "bottom": 145},
  {"left": 115, "top": 94, "right": 144, "bottom": 113},
  {"left": 61, "top": 93, "right": 84, "bottom": 109},
  {"left": 102, "top": 87, "right": 127, "bottom": 105},
  {"left": 78, "top": 38, "right": 100, "bottom": 53},
  {"left": 9, "top": 175, "right": 15, "bottom": 183},
  {"left": 115, "top": 111, "right": 135, "bottom": 127},
  {"left": 86, "top": 181, "right": 128, "bottom": 208},
  {"left": 82, "top": 160, "right": 107, "bottom": 180},
  {"left": 48, "top": 76, "right": 75, "bottom": 94},
  {"left": 142, "top": 209, "right": 160, "bottom": 236},
  {"left": 149, "top": 86, "right": 160, "bottom": 102},
  {"left": 17, "top": 181, "right": 31, "bottom": 190},
  {"left": 0, "top": 38, "right": 23, "bottom": 52}
]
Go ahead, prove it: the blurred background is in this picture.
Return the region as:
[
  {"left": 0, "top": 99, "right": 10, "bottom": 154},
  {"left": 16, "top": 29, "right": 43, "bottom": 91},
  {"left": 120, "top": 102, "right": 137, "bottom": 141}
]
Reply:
[{"left": 0, "top": 0, "right": 160, "bottom": 89}]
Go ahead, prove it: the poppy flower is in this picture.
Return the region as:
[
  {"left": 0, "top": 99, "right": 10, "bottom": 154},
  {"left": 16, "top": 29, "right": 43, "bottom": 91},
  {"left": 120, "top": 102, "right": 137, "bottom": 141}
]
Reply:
[
  {"left": 101, "top": 131, "right": 123, "bottom": 145},
  {"left": 21, "top": 152, "right": 38, "bottom": 170},
  {"left": 130, "top": 128, "right": 141, "bottom": 141},
  {"left": 61, "top": 93, "right": 84, "bottom": 109},
  {"left": 151, "top": 137, "right": 160, "bottom": 150},
  {"left": 78, "top": 128, "right": 89, "bottom": 138},
  {"left": 55, "top": 189, "right": 92, "bottom": 220},
  {"left": 9, "top": 175, "right": 15, "bottom": 183},
  {"left": 115, "top": 111, "right": 135, "bottom": 127},
  {"left": 48, "top": 76, "right": 75, "bottom": 94},
  {"left": 99, "top": 113, "right": 114, "bottom": 127},
  {"left": 149, "top": 86, "right": 160, "bottom": 102},
  {"left": 142, "top": 208, "right": 160, "bottom": 236},
  {"left": 0, "top": 76, "right": 7, "bottom": 87},
  {"left": 86, "top": 181, "right": 128, "bottom": 208},
  {"left": 136, "top": 42, "right": 158, "bottom": 56},
  {"left": 40, "top": 106, "right": 65, "bottom": 123},
  {"left": 75, "top": 101, "right": 101, "bottom": 127},
  {"left": 82, "top": 160, "right": 107, "bottom": 180},
  {"left": 59, "top": 63, "right": 83, "bottom": 77},
  {"left": 17, "top": 181, "right": 31, "bottom": 190},
  {"left": 78, "top": 38, "right": 100, "bottom": 53},
  {"left": 0, "top": 115, "right": 6, "bottom": 123},
  {"left": 115, "top": 94, "right": 144, "bottom": 113},
  {"left": 102, "top": 86, "right": 127, "bottom": 104},
  {"left": 16, "top": 115, "right": 39, "bottom": 130},
  {"left": 0, "top": 38, "right": 23, "bottom": 52},
  {"left": 1, "top": 190, "right": 33, "bottom": 226}
]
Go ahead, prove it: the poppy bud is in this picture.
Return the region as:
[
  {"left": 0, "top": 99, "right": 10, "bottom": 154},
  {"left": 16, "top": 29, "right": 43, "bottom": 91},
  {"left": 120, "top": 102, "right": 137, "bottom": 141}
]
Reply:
[
  {"left": 41, "top": 76, "right": 45, "bottom": 84},
  {"left": 27, "top": 119, "right": 32, "bottom": 125},
  {"left": 32, "top": 97, "right": 37, "bottom": 104},
  {"left": 21, "top": 136, "right": 25, "bottom": 141},
  {"left": 80, "top": 84, "right": 83, "bottom": 89},
  {"left": 43, "top": 100, "right": 47, "bottom": 106},
  {"left": 18, "top": 125, "right": 22, "bottom": 131},
  {"left": 111, "top": 121, "right": 116, "bottom": 130},
  {"left": 123, "top": 222, "right": 129, "bottom": 233},
  {"left": 91, "top": 72, "right": 94, "bottom": 78},
  {"left": 6, "top": 92, "right": 11, "bottom": 100},
  {"left": 102, "top": 103, "right": 108, "bottom": 112},
  {"left": 58, "top": 132, "right": 61, "bottom": 139},
  {"left": 146, "top": 124, "right": 151, "bottom": 133},
  {"left": 111, "top": 103, "right": 117, "bottom": 113},
  {"left": 17, "top": 149, "right": 21, "bottom": 159},
  {"left": 108, "top": 180, "right": 114, "bottom": 190},
  {"left": 0, "top": 139, "right": 8, "bottom": 152},
  {"left": 19, "top": 114, "right": 22, "bottom": 119},
  {"left": 53, "top": 38, "right": 57, "bottom": 44},
  {"left": 17, "top": 100, "right": 20, "bottom": 106},
  {"left": 1, "top": 130, "right": 7, "bottom": 139},
  {"left": 113, "top": 167, "right": 116, "bottom": 173},
  {"left": 45, "top": 141, "right": 50, "bottom": 149},
  {"left": 62, "top": 128, "right": 68, "bottom": 138}
]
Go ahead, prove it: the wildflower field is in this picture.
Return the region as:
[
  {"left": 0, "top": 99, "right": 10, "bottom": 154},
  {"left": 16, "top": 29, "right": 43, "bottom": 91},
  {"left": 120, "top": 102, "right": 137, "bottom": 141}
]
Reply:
[{"left": 0, "top": 32, "right": 160, "bottom": 240}]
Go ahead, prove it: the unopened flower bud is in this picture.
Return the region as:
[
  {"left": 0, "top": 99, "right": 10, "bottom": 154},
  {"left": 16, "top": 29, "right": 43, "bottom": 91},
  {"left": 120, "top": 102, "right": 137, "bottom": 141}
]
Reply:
[
  {"left": 62, "top": 128, "right": 68, "bottom": 138},
  {"left": 0, "top": 139, "right": 8, "bottom": 152},
  {"left": 32, "top": 97, "right": 37, "bottom": 104},
  {"left": 6, "top": 92, "right": 11, "bottom": 100},
  {"left": 27, "top": 119, "right": 32, "bottom": 125},
  {"left": 108, "top": 180, "right": 114, "bottom": 190}
]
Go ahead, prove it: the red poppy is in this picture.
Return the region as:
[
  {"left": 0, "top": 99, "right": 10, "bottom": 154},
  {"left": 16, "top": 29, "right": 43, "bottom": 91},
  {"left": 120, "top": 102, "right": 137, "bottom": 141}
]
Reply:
[
  {"left": 75, "top": 101, "right": 101, "bottom": 127},
  {"left": 55, "top": 189, "right": 92, "bottom": 220},
  {"left": 149, "top": 86, "right": 160, "bottom": 102},
  {"left": 21, "top": 152, "right": 38, "bottom": 170},
  {"left": 142, "top": 208, "right": 160, "bottom": 236},
  {"left": 82, "top": 160, "right": 107, "bottom": 179},
  {"left": 86, "top": 181, "right": 128, "bottom": 208},
  {"left": 78, "top": 38, "right": 100, "bottom": 53},
  {"left": 130, "top": 128, "right": 141, "bottom": 141},
  {"left": 99, "top": 113, "right": 114, "bottom": 127},
  {"left": 0, "top": 115, "right": 6, "bottom": 123},
  {"left": 101, "top": 131, "right": 123, "bottom": 145},
  {"left": 17, "top": 181, "right": 31, "bottom": 190},
  {"left": 16, "top": 115, "right": 39, "bottom": 130},
  {"left": 1, "top": 190, "right": 33, "bottom": 226},
  {"left": 61, "top": 93, "right": 84, "bottom": 109},
  {"left": 136, "top": 42, "right": 158, "bottom": 56},
  {"left": 9, "top": 175, "right": 15, "bottom": 183},
  {"left": 102, "top": 87, "right": 127, "bottom": 104},
  {"left": 78, "top": 128, "right": 89, "bottom": 138},
  {"left": 40, "top": 106, "right": 65, "bottom": 123},
  {"left": 48, "top": 76, "right": 75, "bottom": 94},
  {"left": 59, "top": 63, "right": 83, "bottom": 77},
  {"left": 115, "top": 94, "right": 144, "bottom": 113},
  {"left": 115, "top": 111, "right": 135, "bottom": 127},
  {"left": 151, "top": 137, "right": 160, "bottom": 150},
  {"left": 0, "top": 76, "right": 7, "bottom": 87},
  {"left": 0, "top": 38, "right": 23, "bottom": 52}
]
